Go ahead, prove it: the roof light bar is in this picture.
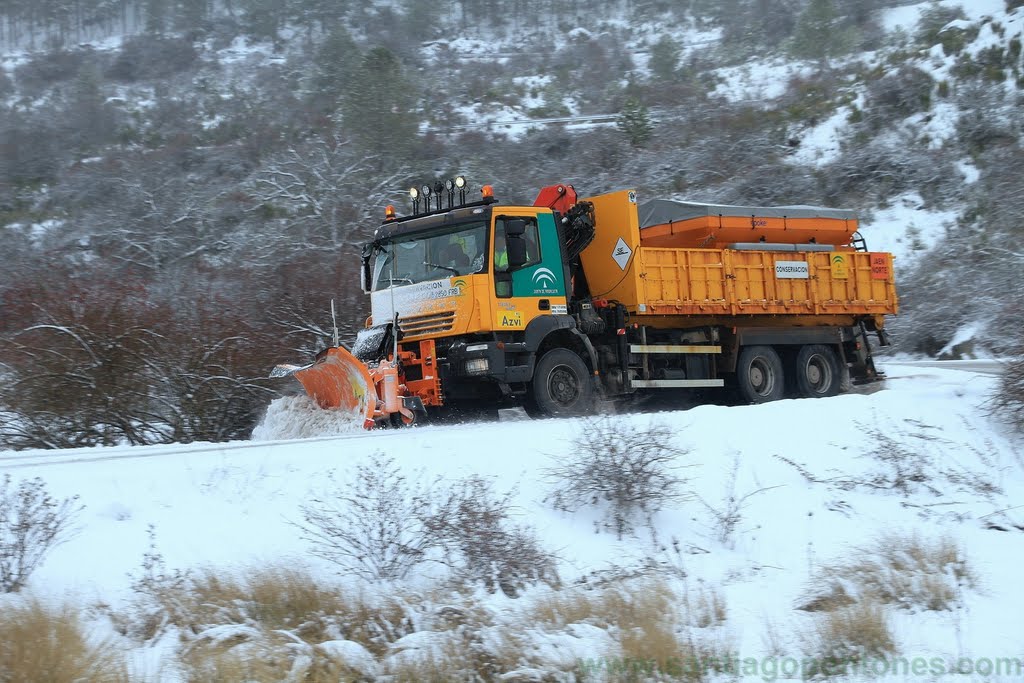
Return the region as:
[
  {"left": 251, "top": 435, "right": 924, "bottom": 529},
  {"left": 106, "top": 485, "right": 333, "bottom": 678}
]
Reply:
[{"left": 403, "top": 176, "right": 488, "bottom": 216}]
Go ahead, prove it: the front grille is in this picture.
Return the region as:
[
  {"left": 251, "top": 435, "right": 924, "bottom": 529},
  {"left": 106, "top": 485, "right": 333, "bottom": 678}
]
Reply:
[{"left": 400, "top": 310, "right": 456, "bottom": 337}]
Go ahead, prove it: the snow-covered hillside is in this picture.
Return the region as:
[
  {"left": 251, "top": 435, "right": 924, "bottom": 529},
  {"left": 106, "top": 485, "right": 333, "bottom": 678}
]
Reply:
[{"left": 1, "top": 363, "right": 1021, "bottom": 680}]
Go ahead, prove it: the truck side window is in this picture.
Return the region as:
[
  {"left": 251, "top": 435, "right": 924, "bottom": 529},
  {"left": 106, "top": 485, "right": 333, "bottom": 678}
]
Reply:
[{"left": 494, "top": 218, "right": 541, "bottom": 298}]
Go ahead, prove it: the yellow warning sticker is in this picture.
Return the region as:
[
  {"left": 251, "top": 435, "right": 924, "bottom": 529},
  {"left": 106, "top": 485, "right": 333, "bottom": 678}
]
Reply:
[
  {"left": 497, "top": 311, "right": 524, "bottom": 329},
  {"left": 830, "top": 253, "right": 849, "bottom": 279}
]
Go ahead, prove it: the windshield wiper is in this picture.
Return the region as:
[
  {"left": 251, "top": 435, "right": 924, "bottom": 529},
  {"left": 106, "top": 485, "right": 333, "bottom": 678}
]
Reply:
[
  {"left": 378, "top": 276, "right": 414, "bottom": 287},
  {"left": 424, "top": 261, "right": 459, "bottom": 275}
]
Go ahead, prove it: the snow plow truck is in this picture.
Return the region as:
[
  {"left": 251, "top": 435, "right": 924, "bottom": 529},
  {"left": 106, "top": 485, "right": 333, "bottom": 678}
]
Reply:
[{"left": 273, "top": 179, "right": 898, "bottom": 428}]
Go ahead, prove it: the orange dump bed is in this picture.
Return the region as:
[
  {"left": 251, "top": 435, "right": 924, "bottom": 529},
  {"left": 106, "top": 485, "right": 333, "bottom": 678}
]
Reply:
[
  {"left": 635, "top": 247, "right": 897, "bottom": 318},
  {"left": 638, "top": 199, "right": 858, "bottom": 249},
  {"left": 580, "top": 190, "right": 897, "bottom": 321}
]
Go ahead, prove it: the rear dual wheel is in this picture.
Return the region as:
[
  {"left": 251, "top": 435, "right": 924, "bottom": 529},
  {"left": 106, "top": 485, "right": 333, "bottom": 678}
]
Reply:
[
  {"left": 735, "top": 344, "right": 842, "bottom": 404},
  {"left": 793, "top": 344, "right": 842, "bottom": 398},
  {"left": 736, "top": 345, "right": 785, "bottom": 403}
]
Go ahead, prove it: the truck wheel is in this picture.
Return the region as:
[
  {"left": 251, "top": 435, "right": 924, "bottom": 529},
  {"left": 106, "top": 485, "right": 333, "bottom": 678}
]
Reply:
[
  {"left": 529, "top": 348, "right": 594, "bottom": 418},
  {"left": 793, "top": 345, "right": 841, "bottom": 398},
  {"left": 736, "top": 345, "right": 785, "bottom": 403}
]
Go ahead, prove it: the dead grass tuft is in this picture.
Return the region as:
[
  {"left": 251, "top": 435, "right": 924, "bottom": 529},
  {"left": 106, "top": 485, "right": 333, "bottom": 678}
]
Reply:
[
  {"left": 800, "top": 533, "right": 976, "bottom": 613},
  {"left": 0, "top": 597, "right": 128, "bottom": 683},
  {"left": 802, "top": 601, "right": 897, "bottom": 677},
  {"left": 528, "top": 577, "right": 730, "bottom": 681}
]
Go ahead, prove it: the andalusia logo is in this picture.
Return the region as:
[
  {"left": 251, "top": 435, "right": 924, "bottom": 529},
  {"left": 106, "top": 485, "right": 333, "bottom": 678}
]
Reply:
[
  {"left": 531, "top": 268, "right": 557, "bottom": 289},
  {"left": 453, "top": 278, "right": 467, "bottom": 294}
]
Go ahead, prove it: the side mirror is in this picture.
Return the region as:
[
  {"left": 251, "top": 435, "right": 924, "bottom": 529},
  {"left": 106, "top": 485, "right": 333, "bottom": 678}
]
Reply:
[
  {"left": 506, "top": 235, "right": 528, "bottom": 270},
  {"left": 360, "top": 244, "right": 373, "bottom": 293},
  {"left": 506, "top": 218, "right": 527, "bottom": 237}
]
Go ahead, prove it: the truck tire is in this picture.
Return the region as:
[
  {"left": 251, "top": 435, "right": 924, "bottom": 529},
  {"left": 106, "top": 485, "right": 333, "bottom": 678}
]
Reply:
[
  {"left": 793, "top": 344, "right": 841, "bottom": 398},
  {"left": 528, "top": 348, "right": 594, "bottom": 418},
  {"left": 736, "top": 345, "right": 785, "bottom": 404}
]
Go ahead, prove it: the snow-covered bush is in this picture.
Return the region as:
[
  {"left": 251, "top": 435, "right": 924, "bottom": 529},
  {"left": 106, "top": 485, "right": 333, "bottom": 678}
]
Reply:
[
  {"left": 299, "top": 454, "right": 554, "bottom": 590},
  {"left": 422, "top": 475, "right": 557, "bottom": 596},
  {"left": 546, "top": 416, "right": 692, "bottom": 538},
  {"left": 993, "top": 354, "right": 1024, "bottom": 432},
  {"left": 0, "top": 475, "right": 81, "bottom": 593},
  {"left": 298, "top": 453, "right": 435, "bottom": 581}
]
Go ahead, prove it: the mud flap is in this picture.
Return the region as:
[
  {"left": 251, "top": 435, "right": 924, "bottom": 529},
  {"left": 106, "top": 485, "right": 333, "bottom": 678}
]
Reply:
[{"left": 272, "top": 347, "right": 376, "bottom": 424}]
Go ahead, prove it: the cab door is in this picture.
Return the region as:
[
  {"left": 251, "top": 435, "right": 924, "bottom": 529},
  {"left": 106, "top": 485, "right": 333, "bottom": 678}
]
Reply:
[{"left": 491, "top": 210, "right": 568, "bottom": 332}]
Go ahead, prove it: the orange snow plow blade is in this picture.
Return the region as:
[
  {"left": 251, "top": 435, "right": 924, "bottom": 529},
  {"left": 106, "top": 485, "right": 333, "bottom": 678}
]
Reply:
[{"left": 273, "top": 347, "right": 376, "bottom": 425}]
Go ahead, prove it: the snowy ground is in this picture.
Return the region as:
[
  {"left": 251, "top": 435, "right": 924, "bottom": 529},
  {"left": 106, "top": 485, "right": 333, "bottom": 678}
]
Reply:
[{"left": 1, "top": 362, "right": 1021, "bottom": 679}]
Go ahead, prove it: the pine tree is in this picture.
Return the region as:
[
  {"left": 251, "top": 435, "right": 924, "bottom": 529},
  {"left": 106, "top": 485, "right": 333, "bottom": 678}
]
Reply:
[
  {"left": 648, "top": 35, "right": 680, "bottom": 82},
  {"left": 144, "top": 0, "right": 166, "bottom": 33},
  {"left": 617, "top": 97, "right": 653, "bottom": 148},
  {"left": 340, "top": 48, "right": 419, "bottom": 160},
  {"left": 790, "top": 0, "right": 854, "bottom": 63},
  {"left": 173, "top": 0, "right": 208, "bottom": 32},
  {"left": 311, "top": 25, "right": 359, "bottom": 107},
  {"left": 239, "top": 0, "right": 288, "bottom": 49}
]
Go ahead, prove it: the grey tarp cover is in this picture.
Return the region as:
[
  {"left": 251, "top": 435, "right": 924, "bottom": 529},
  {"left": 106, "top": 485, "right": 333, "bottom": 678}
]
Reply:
[{"left": 638, "top": 199, "right": 857, "bottom": 228}]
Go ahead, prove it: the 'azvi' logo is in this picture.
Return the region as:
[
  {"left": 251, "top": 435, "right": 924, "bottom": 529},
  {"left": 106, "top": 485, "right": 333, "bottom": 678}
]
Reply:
[{"left": 531, "top": 267, "right": 557, "bottom": 288}]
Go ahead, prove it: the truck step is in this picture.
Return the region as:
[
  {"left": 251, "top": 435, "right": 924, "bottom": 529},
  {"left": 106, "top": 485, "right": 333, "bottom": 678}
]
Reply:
[
  {"left": 630, "top": 379, "right": 725, "bottom": 388},
  {"left": 629, "top": 344, "right": 722, "bottom": 354}
]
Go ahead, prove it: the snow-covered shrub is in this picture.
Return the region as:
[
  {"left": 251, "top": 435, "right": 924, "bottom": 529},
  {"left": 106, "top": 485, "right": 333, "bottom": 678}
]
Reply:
[
  {"left": 0, "top": 598, "right": 126, "bottom": 682},
  {"left": 106, "top": 35, "right": 198, "bottom": 82},
  {"left": 914, "top": 4, "right": 969, "bottom": 52},
  {"left": 862, "top": 65, "right": 933, "bottom": 130},
  {"left": 298, "top": 453, "right": 435, "bottom": 581},
  {"left": 546, "top": 416, "right": 692, "bottom": 538},
  {"left": 0, "top": 475, "right": 81, "bottom": 593},
  {"left": 299, "top": 454, "right": 554, "bottom": 589},
  {"left": 993, "top": 355, "right": 1024, "bottom": 432},
  {"left": 13, "top": 47, "right": 104, "bottom": 94},
  {"left": 422, "top": 475, "right": 557, "bottom": 596}
]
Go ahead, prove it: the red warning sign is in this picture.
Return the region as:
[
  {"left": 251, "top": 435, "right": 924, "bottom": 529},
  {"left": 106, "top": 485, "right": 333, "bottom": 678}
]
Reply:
[{"left": 869, "top": 253, "right": 890, "bottom": 280}]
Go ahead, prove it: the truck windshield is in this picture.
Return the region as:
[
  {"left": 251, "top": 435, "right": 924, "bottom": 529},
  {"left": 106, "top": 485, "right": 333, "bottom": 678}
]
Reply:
[{"left": 371, "top": 222, "right": 488, "bottom": 291}]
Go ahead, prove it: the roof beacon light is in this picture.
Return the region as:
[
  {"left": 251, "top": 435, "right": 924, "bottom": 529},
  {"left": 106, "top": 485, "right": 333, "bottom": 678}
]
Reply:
[
  {"left": 481, "top": 184, "right": 495, "bottom": 203},
  {"left": 384, "top": 204, "right": 397, "bottom": 221}
]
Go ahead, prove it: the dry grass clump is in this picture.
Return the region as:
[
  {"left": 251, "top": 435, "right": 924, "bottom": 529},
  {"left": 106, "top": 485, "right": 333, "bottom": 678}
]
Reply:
[
  {"left": 179, "top": 633, "right": 373, "bottom": 683},
  {"left": 127, "top": 561, "right": 412, "bottom": 654},
  {"left": 528, "top": 577, "right": 731, "bottom": 681},
  {"left": 383, "top": 628, "right": 526, "bottom": 683},
  {"left": 795, "top": 533, "right": 976, "bottom": 678},
  {"left": 0, "top": 597, "right": 128, "bottom": 683},
  {"left": 802, "top": 601, "right": 897, "bottom": 678},
  {"left": 800, "top": 533, "right": 976, "bottom": 613}
]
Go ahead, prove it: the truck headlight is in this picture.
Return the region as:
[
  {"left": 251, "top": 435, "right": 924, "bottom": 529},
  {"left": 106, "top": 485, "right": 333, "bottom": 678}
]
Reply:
[{"left": 465, "top": 358, "right": 489, "bottom": 374}]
